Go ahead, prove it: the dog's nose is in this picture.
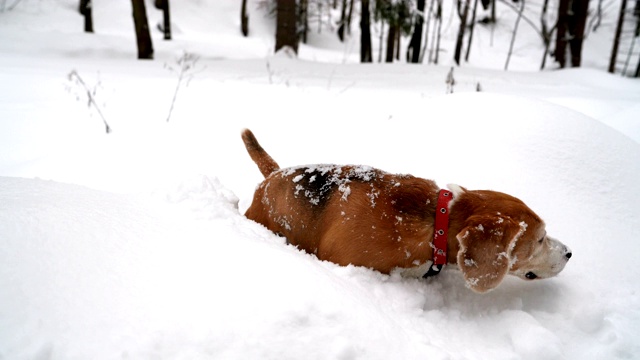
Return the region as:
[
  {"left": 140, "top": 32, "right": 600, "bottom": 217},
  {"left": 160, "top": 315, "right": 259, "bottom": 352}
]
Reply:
[{"left": 565, "top": 251, "right": 572, "bottom": 260}]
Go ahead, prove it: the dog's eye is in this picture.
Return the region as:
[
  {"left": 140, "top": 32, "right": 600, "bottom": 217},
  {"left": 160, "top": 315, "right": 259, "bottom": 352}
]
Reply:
[
  {"left": 538, "top": 237, "right": 545, "bottom": 244},
  {"left": 525, "top": 272, "right": 538, "bottom": 280}
]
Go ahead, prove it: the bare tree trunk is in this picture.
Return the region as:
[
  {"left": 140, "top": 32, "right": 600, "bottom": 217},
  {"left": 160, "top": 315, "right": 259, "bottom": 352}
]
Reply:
[
  {"left": 636, "top": 1, "right": 640, "bottom": 36},
  {"left": 592, "top": 0, "right": 603, "bottom": 32},
  {"left": 275, "top": 0, "right": 298, "bottom": 54},
  {"left": 386, "top": 24, "right": 396, "bottom": 62},
  {"left": 540, "top": 0, "right": 555, "bottom": 69},
  {"left": 505, "top": 0, "right": 525, "bottom": 70},
  {"left": 317, "top": 1, "right": 323, "bottom": 34},
  {"left": 634, "top": 0, "right": 640, "bottom": 76},
  {"left": 395, "top": 25, "right": 401, "bottom": 60},
  {"left": 569, "top": 0, "right": 590, "bottom": 67},
  {"left": 80, "top": 0, "right": 93, "bottom": 33},
  {"left": 338, "top": 0, "right": 347, "bottom": 41},
  {"left": 360, "top": 0, "right": 373, "bottom": 62},
  {"left": 555, "top": 0, "right": 570, "bottom": 67},
  {"left": 241, "top": 0, "right": 249, "bottom": 36},
  {"left": 154, "top": 0, "right": 171, "bottom": 40},
  {"left": 346, "top": 0, "right": 354, "bottom": 36},
  {"left": 434, "top": 0, "right": 443, "bottom": 64},
  {"left": 300, "top": 0, "right": 308, "bottom": 43},
  {"left": 491, "top": 0, "right": 496, "bottom": 23},
  {"left": 378, "top": 19, "right": 385, "bottom": 62},
  {"left": 419, "top": 0, "right": 435, "bottom": 63},
  {"left": 464, "top": 0, "right": 479, "bottom": 62},
  {"left": 622, "top": 31, "right": 638, "bottom": 74},
  {"left": 609, "top": 0, "right": 627, "bottom": 73},
  {"left": 164, "top": 0, "right": 171, "bottom": 40},
  {"left": 454, "top": 0, "right": 470, "bottom": 65},
  {"left": 407, "top": 0, "right": 425, "bottom": 63},
  {"left": 555, "top": 0, "right": 590, "bottom": 67},
  {"left": 131, "top": 0, "right": 153, "bottom": 59}
]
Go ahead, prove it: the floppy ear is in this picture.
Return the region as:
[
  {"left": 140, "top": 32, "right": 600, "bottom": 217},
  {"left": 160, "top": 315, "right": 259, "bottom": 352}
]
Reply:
[{"left": 456, "top": 215, "right": 525, "bottom": 293}]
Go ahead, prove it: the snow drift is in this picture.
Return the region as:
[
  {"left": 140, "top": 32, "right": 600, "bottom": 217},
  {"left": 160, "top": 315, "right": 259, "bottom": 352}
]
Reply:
[{"left": 2, "top": 93, "right": 639, "bottom": 360}]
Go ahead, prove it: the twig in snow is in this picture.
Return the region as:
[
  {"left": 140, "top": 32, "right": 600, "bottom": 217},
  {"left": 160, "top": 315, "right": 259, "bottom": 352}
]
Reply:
[
  {"left": 67, "top": 70, "right": 111, "bottom": 134},
  {"left": 266, "top": 60, "right": 274, "bottom": 84},
  {"left": 165, "top": 51, "right": 203, "bottom": 122},
  {"left": 445, "top": 67, "right": 455, "bottom": 94},
  {"left": 4, "top": 0, "right": 23, "bottom": 11},
  {"left": 264, "top": 60, "right": 290, "bottom": 87}
]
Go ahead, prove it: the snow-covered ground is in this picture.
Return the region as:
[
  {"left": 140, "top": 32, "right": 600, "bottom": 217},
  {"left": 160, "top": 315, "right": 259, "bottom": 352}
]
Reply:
[{"left": 1, "top": 1, "right": 639, "bottom": 359}]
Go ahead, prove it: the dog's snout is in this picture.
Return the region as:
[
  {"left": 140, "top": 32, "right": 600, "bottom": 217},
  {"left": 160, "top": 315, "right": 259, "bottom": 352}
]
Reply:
[
  {"left": 549, "top": 237, "right": 571, "bottom": 261},
  {"left": 563, "top": 244, "right": 572, "bottom": 260}
]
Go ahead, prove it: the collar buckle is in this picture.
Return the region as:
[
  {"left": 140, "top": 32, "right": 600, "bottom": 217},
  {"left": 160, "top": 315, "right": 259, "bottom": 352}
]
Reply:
[{"left": 424, "top": 189, "right": 454, "bottom": 277}]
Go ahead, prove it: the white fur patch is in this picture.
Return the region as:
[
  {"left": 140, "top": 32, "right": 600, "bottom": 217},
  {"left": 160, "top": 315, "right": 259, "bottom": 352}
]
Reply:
[
  {"left": 396, "top": 261, "right": 435, "bottom": 278},
  {"left": 447, "top": 183, "right": 465, "bottom": 207},
  {"left": 447, "top": 183, "right": 465, "bottom": 196}
]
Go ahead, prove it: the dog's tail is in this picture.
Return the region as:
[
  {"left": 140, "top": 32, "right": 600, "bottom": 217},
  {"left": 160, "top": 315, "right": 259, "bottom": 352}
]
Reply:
[{"left": 241, "top": 129, "right": 280, "bottom": 178}]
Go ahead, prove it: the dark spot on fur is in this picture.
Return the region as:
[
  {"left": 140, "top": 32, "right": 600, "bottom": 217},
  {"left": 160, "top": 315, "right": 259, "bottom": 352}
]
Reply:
[
  {"left": 283, "top": 165, "right": 381, "bottom": 213},
  {"left": 284, "top": 167, "right": 335, "bottom": 211}
]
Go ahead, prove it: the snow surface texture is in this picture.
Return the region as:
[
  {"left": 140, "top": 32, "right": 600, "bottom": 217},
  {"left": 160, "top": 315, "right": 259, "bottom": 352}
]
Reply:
[{"left": 1, "top": 1, "right": 640, "bottom": 359}]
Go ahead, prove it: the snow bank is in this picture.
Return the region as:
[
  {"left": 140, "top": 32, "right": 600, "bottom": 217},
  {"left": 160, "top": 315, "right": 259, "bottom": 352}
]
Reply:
[
  {"left": 1, "top": 94, "right": 639, "bottom": 360},
  {"left": 0, "top": 175, "right": 439, "bottom": 359}
]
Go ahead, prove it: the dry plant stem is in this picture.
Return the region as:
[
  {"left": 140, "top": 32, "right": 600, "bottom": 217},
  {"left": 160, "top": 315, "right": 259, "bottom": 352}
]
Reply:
[
  {"left": 68, "top": 70, "right": 111, "bottom": 134},
  {"left": 446, "top": 66, "right": 455, "bottom": 94},
  {"left": 166, "top": 52, "right": 201, "bottom": 122},
  {"left": 167, "top": 71, "right": 184, "bottom": 122},
  {"left": 266, "top": 61, "right": 274, "bottom": 84}
]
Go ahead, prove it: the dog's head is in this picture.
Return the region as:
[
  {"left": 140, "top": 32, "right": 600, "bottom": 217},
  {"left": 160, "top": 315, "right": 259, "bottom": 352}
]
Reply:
[{"left": 450, "top": 186, "right": 571, "bottom": 293}]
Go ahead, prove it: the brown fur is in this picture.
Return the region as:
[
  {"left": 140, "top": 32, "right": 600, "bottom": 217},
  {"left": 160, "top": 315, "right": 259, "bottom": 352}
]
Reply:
[{"left": 241, "top": 129, "right": 571, "bottom": 293}]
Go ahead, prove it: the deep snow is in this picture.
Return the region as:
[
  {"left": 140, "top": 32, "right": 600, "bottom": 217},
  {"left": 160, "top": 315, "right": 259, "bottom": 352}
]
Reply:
[{"left": 1, "top": 1, "right": 640, "bottom": 359}]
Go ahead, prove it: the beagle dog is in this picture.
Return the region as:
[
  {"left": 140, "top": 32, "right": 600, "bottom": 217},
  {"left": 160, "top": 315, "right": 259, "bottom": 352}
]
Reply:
[{"left": 241, "top": 129, "right": 571, "bottom": 293}]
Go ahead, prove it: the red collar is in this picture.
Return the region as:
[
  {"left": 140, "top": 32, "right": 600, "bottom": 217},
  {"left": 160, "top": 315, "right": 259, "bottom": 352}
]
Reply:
[{"left": 424, "top": 189, "right": 454, "bottom": 277}]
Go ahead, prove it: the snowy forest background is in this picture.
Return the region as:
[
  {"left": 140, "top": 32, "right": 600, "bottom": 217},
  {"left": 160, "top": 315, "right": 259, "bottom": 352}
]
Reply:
[{"left": 72, "top": 0, "right": 640, "bottom": 75}]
